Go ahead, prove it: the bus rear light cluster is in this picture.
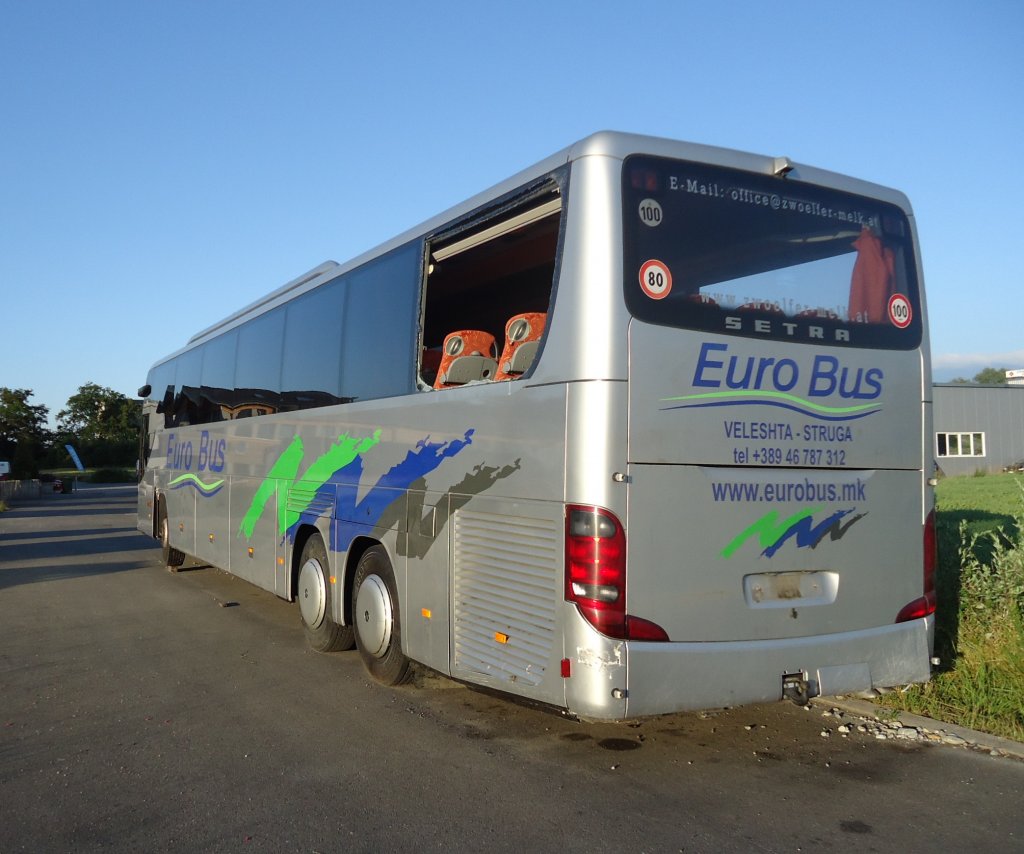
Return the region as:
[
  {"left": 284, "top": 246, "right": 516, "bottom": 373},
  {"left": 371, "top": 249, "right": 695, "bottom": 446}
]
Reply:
[
  {"left": 565, "top": 505, "right": 669, "bottom": 642},
  {"left": 896, "top": 509, "right": 937, "bottom": 623}
]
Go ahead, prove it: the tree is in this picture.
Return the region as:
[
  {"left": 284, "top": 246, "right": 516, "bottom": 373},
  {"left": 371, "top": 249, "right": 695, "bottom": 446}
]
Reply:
[
  {"left": 0, "top": 388, "right": 51, "bottom": 477},
  {"left": 57, "top": 383, "right": 140, "bottom": 445},
  {"left": 949, "top": 368, "right": 1008, "bottom": 385},
  {"left": 971, "top": 367, "right": 1008, "bottom": 385}
]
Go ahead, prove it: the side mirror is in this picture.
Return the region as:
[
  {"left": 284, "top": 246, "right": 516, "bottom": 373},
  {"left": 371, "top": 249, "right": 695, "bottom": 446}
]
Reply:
[{"left": 137, "top": 384, "right": 152, "bottom": 398}]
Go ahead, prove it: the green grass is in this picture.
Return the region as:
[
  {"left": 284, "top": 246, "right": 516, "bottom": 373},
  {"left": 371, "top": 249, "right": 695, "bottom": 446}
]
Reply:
[{"left": 879, "top": 473, "right": 1024, "bottom": 742}]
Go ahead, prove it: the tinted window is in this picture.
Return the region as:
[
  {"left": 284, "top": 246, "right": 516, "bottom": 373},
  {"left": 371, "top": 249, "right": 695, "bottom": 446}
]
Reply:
[
  {"left": 341, "top": 243, "right": 420, "bottom": 401},
  {"left": 236, "top": 308, "right": 284, "bottom": 397},
  {"left": 170, "top": 346, "right": 204, "bottom": 426},
  {"left": 201, "top": 330, "right": 237, "bottom": 390},
  {"left": 622, "top": 156, "right": 922, "bottom": 349},
  {"left": 282, "top": 278, "right": 346, "bottom": 408},
  {"left": 147, "top": 360, "right": 177, "bottom": 427}
]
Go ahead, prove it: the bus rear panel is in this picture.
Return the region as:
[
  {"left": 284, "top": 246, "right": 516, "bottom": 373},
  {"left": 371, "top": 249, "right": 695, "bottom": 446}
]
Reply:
[{"left": 561, "top": 149, "right": 932, "bottom": 718}]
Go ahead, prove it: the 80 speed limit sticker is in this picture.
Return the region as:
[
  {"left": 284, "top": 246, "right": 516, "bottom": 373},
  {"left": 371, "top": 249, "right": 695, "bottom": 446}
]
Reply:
[
  {"left": 639, "top": 259, "right": 673, "bottom": 300},
  {"left": 888, "top": 293, "right": 912, "bottom": 328}
]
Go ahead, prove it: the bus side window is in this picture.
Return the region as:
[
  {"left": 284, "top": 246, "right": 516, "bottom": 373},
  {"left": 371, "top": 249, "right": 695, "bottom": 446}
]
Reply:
[{"left": 420, "top": 187, "right": 561, "bottom": 388}]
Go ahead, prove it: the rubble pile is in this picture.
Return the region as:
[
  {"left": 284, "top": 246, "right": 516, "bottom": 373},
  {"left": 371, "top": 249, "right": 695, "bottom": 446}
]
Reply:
[{"left": 817, "top": 706, "right": 1007, "bottom": 755}]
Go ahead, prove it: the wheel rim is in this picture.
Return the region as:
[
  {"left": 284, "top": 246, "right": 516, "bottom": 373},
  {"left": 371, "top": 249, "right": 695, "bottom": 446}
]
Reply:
[
  {"left": 160, "top": 516, "right": 169, "bottom": 546},
  {"left": 298, "top": 558, "right": 327, "bottom": 629},
  {"left": 355, "top": 573, "right": 393, "bottom": 658}
]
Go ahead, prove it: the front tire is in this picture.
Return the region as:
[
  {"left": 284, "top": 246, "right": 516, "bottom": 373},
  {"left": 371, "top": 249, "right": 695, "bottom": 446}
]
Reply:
[
  {"left": 297, "top": 534, "right": 354, "bottom": 653},
  {"left": 159, "top": 505, "right": 186, "bottom": 572},
  {"left": 352, "top": 545, "right": 411, "bottom": 685}
]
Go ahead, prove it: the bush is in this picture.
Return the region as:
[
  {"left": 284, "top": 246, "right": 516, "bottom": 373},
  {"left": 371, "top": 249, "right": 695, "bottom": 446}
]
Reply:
[{"left": 89, "top": 468, "right": 137, "bottom": 483}]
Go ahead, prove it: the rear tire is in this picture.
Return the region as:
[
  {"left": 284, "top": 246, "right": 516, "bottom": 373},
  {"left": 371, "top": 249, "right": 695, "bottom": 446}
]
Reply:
[
  {"left": 352, "top": 545, "right": 411, "bottom": 685},
  {"left": 298, "top": 534, "right": 354, "bottom": 653},
  {"left": 159, "top": 506, "right": 186, "bottom": 572}
]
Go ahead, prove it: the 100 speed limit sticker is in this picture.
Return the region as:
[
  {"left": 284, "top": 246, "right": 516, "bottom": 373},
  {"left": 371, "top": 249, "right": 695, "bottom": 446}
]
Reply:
[
  {"left": 888, "top": 293, "right": 912, "bottom": 328},
  {"left": 639, "top": 259, "right": 672, "bottom": 300}
]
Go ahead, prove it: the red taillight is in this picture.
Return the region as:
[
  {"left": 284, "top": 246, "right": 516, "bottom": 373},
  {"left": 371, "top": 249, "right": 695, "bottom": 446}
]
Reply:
[
  {"left": 896, "top": 509, "right": 937, "bottom": 622},
  {"left": 564, "top": 505, "right": 669, "bottom": 641}
]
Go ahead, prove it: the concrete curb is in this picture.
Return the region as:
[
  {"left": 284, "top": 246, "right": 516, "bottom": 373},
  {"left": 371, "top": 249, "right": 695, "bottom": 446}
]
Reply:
[{"left": 810, "top": 695, "right": 1024, "bottom": 761}]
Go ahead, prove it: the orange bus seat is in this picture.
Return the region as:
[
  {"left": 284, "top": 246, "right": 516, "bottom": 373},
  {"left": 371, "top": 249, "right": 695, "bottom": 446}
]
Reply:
[
  {"left": 495, "top": 312, "right": 546, "bottom": 381},
  {"left": 433, "top": 330, "right": 498, "bottom": 389}
]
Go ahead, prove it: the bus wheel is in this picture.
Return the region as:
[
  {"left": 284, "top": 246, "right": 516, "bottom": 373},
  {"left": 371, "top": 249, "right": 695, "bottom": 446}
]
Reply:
[
  {"left": 159, "top": 506, "right": 186, "bottom": 572},
  {"left": 352, "top": 545, "right": 411, "bottom": 685},
  {"left": 298, "top": 534, "right": 354, "bottom": 653}
]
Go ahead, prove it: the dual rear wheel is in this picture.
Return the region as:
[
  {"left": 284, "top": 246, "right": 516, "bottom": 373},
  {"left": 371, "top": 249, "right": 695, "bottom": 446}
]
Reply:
[{"left": 298, "top": 537, "right": 410, "bottom": 686}]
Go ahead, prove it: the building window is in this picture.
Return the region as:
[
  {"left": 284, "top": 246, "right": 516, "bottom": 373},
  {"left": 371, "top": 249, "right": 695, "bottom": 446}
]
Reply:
[{"left": 936, "top": 432, "right": 985, "bottom": 458}]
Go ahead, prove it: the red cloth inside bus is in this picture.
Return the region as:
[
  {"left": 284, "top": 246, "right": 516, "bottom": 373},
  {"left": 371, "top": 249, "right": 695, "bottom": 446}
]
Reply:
[{"left": 848, "top": 227, "right": 895, "bottom": 323}]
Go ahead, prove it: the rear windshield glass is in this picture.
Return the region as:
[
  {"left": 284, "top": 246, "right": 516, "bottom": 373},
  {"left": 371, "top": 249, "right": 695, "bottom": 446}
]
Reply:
[{"left": 622, "top": 155, "right": 922, "bottom": 349}]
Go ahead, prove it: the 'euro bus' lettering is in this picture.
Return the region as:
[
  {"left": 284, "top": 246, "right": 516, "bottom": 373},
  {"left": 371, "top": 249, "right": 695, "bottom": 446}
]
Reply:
[
  {"left": 692, "top": 342, "right": 883, "bottom": 401},
  {"left": 167, "top": 430, "right": 226, "bottom": 473}
]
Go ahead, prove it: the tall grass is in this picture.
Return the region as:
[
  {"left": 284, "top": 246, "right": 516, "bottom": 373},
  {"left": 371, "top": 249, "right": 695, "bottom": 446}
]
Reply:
[{"left": 880, "top": 476, "right": 1024, "bottom": 741}]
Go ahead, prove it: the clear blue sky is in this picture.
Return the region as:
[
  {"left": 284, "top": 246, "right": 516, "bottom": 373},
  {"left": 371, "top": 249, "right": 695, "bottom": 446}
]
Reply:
[{"left": 2, "top": 0, "right": 1022, "bottom": 423}]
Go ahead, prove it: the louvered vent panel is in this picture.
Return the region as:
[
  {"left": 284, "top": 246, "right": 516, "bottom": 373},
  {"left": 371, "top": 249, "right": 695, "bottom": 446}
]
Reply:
[
  {"left": 453, "top": 509, "right": 560, "bottom": 687},
  {"left": 287, "top": 482, "right": 333, "bottom": 519}
]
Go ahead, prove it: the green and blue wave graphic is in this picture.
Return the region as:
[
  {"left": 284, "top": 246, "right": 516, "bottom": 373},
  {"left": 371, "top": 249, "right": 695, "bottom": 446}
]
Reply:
[
  {"left": 660, "top": 390, "right": 881, "bottom": 422},
  {"left": 169, "top": 472, "right": 225, "bottom": 497}
]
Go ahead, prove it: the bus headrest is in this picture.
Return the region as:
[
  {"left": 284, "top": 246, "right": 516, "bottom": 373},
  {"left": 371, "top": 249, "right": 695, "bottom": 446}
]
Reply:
[
  {"left": 495, "top": 312, "right": 546, "bottom": 381},
  {"left": 433, "top": 330, "right": 498, "bottom": 389}
]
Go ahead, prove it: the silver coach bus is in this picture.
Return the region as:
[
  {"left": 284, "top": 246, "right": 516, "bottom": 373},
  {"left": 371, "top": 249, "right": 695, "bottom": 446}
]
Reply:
[{"left": 137, "top": 132, "right": 935, "bottom": 719}]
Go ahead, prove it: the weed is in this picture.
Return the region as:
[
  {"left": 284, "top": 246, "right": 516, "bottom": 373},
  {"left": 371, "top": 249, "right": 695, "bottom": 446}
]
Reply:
[{"left": 880, "top": 475, "right": 1024, "bottom": 741}]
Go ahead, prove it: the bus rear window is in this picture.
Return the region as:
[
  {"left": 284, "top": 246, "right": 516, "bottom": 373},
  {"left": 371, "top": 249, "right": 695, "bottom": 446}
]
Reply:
[{"left": 622, "top": 156, "right": 922, "bottom": 349}]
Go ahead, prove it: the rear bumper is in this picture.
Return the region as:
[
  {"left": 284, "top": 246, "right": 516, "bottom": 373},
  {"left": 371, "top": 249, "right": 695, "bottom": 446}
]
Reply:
[
  {"left": 624, "top": 616, "right": 933, "bottom": 718},
  {"left": 565, "top": 616, "right": 933, "bottom": 720}
]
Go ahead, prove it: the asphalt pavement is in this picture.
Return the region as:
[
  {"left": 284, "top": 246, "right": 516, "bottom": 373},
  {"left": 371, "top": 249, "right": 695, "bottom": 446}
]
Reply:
[{"left": 2, "top": 485, "right": 1022, "bottom": 852}]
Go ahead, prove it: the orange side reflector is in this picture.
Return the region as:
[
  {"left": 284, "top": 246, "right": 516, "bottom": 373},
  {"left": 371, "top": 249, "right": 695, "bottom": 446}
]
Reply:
[
  {"left": 329, "top": 576, "right": 336, "bottom": 585},
  {"left": 277, "top": 557, "right": 285, "bottom": 566},
  {"left": 494, "top": 632, "right": 509, "bottom": 644},
  {"left": 247, "top": 547, "right": 254, "bottom": 558},
  {"left": 421, "top": 608, "right": 432, "bottom": 619},
  {"left": 208, "top": 533, "right": 215, "bottom": 542}
]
